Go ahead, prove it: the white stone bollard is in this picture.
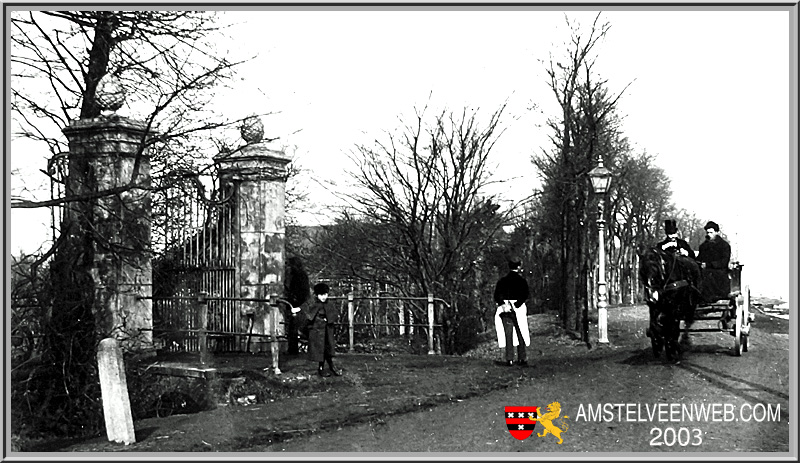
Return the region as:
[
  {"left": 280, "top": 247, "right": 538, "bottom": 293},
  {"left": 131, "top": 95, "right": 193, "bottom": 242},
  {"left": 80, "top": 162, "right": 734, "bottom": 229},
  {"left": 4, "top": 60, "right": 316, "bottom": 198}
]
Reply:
[{"left": 97, "top": 338, "right": 136, "bottom": 445}]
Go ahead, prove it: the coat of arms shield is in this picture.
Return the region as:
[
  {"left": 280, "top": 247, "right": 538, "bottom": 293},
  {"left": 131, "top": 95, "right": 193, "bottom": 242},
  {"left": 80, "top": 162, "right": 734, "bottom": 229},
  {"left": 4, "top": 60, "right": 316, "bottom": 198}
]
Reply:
[{"left": 504, "top": 406, "right": 538, "bottom": 440}]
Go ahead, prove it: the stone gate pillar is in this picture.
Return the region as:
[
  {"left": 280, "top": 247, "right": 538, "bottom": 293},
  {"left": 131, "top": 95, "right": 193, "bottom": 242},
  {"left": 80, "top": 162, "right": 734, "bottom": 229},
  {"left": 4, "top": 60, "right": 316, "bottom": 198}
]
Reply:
[
  {"left": 61, "top": 76, "right": 154, "bottom": 353},
  {"left": 214, "top": 116, "right": 290, "bottom": 352}
]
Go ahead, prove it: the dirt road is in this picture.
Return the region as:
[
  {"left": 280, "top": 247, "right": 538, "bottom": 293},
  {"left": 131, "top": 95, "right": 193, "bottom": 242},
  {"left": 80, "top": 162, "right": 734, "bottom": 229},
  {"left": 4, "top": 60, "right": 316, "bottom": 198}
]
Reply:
[
  {"left": 261, "top": 307, "right": 792, "bottom": 453},
  {"left": 50, "top": 304, "right": 791, "bottom": 455}
]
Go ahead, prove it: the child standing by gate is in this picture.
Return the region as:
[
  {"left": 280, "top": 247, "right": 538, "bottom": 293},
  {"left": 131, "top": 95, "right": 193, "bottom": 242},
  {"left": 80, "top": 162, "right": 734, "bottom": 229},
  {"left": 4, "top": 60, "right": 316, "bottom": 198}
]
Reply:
[{"left": 292, "top": 283, "right": 341, "bottom": 377}]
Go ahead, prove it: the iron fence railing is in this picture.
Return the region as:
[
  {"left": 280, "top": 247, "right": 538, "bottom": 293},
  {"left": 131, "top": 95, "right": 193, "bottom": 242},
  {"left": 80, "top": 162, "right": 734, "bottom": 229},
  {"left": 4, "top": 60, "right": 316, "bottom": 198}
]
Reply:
[{"left": 142, "top": 292, "right": 448, "bottom": 370}]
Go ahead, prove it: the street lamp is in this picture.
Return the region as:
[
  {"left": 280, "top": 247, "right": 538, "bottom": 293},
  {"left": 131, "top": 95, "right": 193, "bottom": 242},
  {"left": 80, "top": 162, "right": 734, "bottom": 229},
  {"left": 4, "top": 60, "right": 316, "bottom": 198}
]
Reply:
[{"left": 588, "top": 158, "right": 612, "bottom": 344}]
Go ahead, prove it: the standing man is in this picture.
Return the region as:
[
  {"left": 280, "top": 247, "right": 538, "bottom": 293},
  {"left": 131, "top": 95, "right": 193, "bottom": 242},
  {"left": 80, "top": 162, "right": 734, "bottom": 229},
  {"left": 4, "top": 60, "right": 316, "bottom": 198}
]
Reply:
[
  {"left": 493, "top": 257, "right": 531, "bottom": 366},
  {"left": 283, "top": 256, "right": 310, "bottom": 355},
  {"left": 658, "top": 219, "right": 695, "bottom": 258},
  {"left": 697, "top": 221, "right": 732, "bottom": 303}
]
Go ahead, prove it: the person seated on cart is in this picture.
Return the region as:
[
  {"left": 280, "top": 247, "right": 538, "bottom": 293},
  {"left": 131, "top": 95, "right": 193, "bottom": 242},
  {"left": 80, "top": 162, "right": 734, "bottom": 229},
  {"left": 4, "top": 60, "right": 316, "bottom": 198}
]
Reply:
[
  {"left": 696, "top": 220, "right": 732, "bottom": 305},
  {"left": 658, "top": 219, "right": 695, "bottom": 258}
]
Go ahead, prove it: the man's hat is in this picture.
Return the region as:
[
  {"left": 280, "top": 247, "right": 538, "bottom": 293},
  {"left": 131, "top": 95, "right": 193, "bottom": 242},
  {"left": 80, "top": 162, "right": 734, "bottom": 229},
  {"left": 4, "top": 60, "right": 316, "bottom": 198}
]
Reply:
[
  {"left": 313, "top": 282, "right": 330, "bottom": 295},
  {"left": 664, "top": 219, "right": 678, "bottom": 235},
  {"left": 704, "top": 221, "right": 719, "bottom": 232}
]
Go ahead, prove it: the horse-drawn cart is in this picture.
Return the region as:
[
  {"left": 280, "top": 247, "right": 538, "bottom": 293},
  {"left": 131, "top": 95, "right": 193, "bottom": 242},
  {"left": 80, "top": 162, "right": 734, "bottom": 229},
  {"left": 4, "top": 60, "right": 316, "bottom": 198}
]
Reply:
[
  {"left": 684, "top": 263, "right": 754, "bottom": 356},
  {"left": 641, "top": 247, "right": 755, "bottom": 361}
]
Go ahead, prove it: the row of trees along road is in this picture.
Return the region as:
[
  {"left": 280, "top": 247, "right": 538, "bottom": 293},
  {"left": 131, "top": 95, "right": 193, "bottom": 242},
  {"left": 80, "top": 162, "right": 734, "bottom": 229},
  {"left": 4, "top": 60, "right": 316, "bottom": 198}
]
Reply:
[
  {"left": 288, "top": 14, "right": 704, "bottom": 352},
  {"left": 511, "top": 15, "right": 710, "bottom": 340},
  {"left": 524, "top": 15, "right": 711, "bottom": 340},
  {"left": 10, "top": 11, "right": 703, "bottom": 438}
]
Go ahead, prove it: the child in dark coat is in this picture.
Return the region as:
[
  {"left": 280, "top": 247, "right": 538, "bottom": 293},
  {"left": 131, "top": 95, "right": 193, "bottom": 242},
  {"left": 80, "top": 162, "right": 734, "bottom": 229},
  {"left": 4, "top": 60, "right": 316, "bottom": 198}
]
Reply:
[{"left": 292, "top": 283, "right": 340, "bottom": 377}]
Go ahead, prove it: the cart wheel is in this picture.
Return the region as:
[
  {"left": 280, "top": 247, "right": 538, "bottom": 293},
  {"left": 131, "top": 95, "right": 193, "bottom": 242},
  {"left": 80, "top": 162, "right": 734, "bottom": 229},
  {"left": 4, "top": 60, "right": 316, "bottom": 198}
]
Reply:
[
  {"left": 734, "top": 299, "right": 744, "bottom": 356},
  {"left": 743, "top": 286, "right": 752, "bottom": 327}
]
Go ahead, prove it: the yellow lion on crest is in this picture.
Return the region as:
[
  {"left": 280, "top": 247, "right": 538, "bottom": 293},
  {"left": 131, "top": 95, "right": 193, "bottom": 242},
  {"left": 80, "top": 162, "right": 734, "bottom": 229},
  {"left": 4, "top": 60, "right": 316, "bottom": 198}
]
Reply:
[{"left": 531, "top": 401, "right": 570, "bottom": 444}]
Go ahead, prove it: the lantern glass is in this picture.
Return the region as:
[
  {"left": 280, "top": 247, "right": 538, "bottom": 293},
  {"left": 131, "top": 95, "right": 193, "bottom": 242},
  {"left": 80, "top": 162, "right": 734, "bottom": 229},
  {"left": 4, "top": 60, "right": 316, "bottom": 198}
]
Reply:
[{"left": 589, "top": 164, "right": 612, "bottom": 194}]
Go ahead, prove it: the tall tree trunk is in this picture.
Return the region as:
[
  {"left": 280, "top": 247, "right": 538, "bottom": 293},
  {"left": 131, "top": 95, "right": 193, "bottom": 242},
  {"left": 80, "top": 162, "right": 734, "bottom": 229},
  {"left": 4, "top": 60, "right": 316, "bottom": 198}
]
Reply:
[
  {"left": 46, "top": 12, "right": 117, "bottom": 414},
  {"left": 559, "top": 200, "right": 570, "bottom": 325},
  {"left": 80, "top": 12, "right": 116, "bottom": 119},
  {"left": 564, "top": 197, "right": 579, "bottom": 332}
]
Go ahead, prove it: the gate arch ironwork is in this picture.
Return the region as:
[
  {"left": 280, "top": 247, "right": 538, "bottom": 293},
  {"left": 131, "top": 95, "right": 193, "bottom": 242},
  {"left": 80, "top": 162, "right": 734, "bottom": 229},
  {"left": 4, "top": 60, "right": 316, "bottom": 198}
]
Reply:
[{"left": 152, "top": 173, "right": 241, "bottom": 353}]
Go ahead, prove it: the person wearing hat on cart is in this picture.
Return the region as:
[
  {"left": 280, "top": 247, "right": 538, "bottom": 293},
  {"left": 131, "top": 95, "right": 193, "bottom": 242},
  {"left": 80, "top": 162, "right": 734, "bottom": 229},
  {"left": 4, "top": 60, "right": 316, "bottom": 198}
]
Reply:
[
  {"left": 657, "top": 219, "right": 695, "bottom": 258},
  {"left": 696, "top": 220, "right": 732, "bottom": 305},
  {"left": 658, "top": 219, "right": 701, "bottom": 346},
  {"left": 292, "top": 282, "right": 341, "bottom": 377}
]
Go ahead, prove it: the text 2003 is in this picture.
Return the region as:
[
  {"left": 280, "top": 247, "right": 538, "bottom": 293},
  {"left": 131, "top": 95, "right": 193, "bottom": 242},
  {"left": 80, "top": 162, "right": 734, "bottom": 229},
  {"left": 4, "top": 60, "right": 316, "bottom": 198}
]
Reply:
[{"left": 649, "top": 427, "right": 702, "bottom": 446}]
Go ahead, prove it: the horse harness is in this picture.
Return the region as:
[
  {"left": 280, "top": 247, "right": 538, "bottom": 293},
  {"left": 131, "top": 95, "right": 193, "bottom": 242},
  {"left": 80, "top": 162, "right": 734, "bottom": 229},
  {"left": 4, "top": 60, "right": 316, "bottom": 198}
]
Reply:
[{"left": 644, "top": 249, "right": 697, "bottom": 302}]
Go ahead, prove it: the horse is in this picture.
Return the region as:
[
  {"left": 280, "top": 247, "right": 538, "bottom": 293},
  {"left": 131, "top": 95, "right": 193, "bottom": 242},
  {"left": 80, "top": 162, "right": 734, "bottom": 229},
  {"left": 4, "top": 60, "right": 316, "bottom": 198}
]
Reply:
[{"left": 639, "top": 246, "right": 702, "bottom": 362}]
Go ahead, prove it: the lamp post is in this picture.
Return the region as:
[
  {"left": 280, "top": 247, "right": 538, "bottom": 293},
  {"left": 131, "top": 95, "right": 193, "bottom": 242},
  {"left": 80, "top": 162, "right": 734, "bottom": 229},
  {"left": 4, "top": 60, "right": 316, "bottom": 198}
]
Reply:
[{"left": 588, "top": 158, "right": 612, "bottom": 344}]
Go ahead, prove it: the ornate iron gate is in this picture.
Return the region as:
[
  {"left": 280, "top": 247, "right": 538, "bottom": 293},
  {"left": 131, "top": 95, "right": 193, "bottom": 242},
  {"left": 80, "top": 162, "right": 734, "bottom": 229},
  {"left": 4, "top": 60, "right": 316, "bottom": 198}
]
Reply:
[{"left": 152, "top": 174, "right": 241, "bottom": 352}]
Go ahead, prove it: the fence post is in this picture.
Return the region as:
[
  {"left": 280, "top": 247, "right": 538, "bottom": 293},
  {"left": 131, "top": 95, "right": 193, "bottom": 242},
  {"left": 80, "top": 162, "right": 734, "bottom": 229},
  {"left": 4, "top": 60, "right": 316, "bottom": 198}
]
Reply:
[
  {"left": 399, "top": 299, "right": 405, "bottom": 336},
  {"left": 380, "top": 292, "right": 389, "bottom": 336},
  {"left": 270, "top": 293, "right": 281, "bottom": 375},
  {"left": 197, "top": 292, "right": 209, "bottom": 366},
  {"left": 409, "top": 306, "right": 414, "bottom": 336},
  {"left": 348, "top": 293, "right": 355, "bottom": 353},
  {"left": 427, "top": 293, "right": 435, "bottom": 355}
]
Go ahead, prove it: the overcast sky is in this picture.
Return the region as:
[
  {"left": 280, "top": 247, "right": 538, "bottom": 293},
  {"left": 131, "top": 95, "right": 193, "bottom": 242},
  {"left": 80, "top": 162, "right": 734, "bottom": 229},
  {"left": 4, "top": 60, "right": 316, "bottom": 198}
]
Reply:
[{"left": 8, "top": 6, "right": 795, "bottom": 300}]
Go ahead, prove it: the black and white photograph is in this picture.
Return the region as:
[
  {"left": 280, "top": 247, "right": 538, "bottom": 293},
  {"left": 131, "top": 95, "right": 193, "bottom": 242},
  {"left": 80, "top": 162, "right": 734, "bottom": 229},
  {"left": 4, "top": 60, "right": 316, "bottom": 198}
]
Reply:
[{"left": 5, "top": 2, "right": 797, "bottom": 458}]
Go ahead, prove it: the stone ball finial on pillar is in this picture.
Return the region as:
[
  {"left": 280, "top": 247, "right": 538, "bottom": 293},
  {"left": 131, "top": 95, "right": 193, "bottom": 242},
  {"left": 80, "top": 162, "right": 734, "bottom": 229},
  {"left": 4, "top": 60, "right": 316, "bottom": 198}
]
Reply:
[
  {"left": 95, "top": 73, "right": 127, "bottom": 114},
  {"left": 240, "top": 115, "right": 264, "bottom": 144}
]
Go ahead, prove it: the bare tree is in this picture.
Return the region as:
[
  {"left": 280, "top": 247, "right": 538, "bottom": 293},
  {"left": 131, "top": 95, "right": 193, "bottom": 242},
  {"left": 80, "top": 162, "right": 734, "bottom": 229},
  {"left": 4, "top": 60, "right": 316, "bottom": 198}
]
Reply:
[
  {"left": 314, "top": 103, "right": 516, "bottom": 353},
  {"left": 10, "top": 11, "right": 259, "bottom": 210},
  {"left": 533, "top": 13, "right": 634, "bottom": 339},
  {"left": 605, "top": 150, "right": 675, "bottom": 304},
  {"left": 9, "top": 10, "right": 253, "bottom": 436},
  {"left": 10, "top": 11, "right": 257, "bottom": 282}
]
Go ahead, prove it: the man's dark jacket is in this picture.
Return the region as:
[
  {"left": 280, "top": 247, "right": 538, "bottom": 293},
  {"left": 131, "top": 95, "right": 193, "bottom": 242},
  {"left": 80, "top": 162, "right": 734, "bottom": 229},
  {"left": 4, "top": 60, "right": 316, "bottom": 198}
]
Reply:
[
  {"left": 697, "top": 236, "right": 732, "bottom": 302},
  {"left": 657, "top": 236, "right": 695, "bottom": 258},
  {"left": 493, "top": 271, "right": 530, "bottom": 308}
]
